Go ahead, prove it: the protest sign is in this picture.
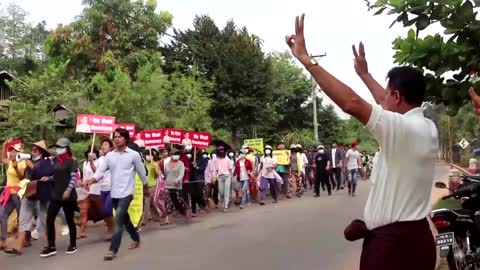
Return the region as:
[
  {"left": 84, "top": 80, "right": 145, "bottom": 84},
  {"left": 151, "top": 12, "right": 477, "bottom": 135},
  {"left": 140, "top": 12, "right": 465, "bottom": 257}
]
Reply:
[
  {"left": 116, "top": 123, "right": 136, "bottom": 138},
  {"left": 273, "top": 150, "right": 291, "bottom": 165},
  {"left": 113, "top": 174, "right": 143, "bottom": 227},
  {"left": 76, "top": 114, "right": 116, "bottom": 134},
  {"left": 189, "top": 131, "right": 211, "bottom": 149},
  {"left": 139, "top": 129, "right": 164, "bottom": 148},
  {"left": 244, "top": 138, "right": 264, "bottom": 154},
  {"left": 163, "top": 128, "right": 186, "bottom": 145}
]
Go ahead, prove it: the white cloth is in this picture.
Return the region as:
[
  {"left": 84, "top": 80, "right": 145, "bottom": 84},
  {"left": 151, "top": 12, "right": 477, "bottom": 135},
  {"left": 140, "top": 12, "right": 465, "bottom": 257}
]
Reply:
[
  {"left": 345, "top": 149, "right": 360, "bottom": 170},
  {"left": 260, "top": 156, "right": 277, "bottom": 178},
  {"left": 96, "top": 156, "right": 111, "bottom": 192},
  {"left": 363, "top": 104, "right": 439, "bottom": 230},
  {"left": 83, "top": 160, "right": 101, "bottom": 195},
  {"left": 331, "top": 148, "right": 337, "bottom": 168},
  {"left": 239, "top": 160, "right": 249, "bottom": 181}
]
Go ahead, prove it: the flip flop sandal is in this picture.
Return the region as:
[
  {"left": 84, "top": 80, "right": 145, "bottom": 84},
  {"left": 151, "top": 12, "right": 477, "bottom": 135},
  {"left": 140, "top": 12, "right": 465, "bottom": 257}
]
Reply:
[
  {"left": 128, "top": 242, "right": 140, "bottom": 250},
  {"left": 23, "top": 242, "right": 32, "bottom": 248},
  {"left": 4, "top": 248, "right": 22, "bottom": 255},
  {"left": 159, "top": 222, "right": 171, "bottom": 226}
]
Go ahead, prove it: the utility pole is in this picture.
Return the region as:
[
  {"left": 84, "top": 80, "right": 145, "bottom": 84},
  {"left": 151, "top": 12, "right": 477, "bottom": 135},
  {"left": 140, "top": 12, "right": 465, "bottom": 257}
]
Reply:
[{"left": 311, "top": 53, "right": 327, "bottom": 143}]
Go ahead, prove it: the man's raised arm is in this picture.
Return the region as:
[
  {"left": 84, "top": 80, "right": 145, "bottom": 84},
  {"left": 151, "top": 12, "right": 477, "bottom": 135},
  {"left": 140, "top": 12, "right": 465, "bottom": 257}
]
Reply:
[
  {"left": 286, "top": 14, "right": 371, "bottom": 125},
  {"left": 352, "top": 42, "right": 386, "bottom": 107}
]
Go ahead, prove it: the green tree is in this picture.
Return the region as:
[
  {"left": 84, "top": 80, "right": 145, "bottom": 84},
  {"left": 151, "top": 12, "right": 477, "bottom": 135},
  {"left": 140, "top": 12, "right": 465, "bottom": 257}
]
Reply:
[
  {"left": 367, "top": 0, "right": 480, "bottom": 115},
  {"left": 86, "top": 60, "right": 212, "bottom": 132},
  {"left": 164, "top": 16, "right": 274, "bottom": 146},
  {"left": 1, "top": 62, "right": 87, "bottom": 142},
  {"left": 341, "top": 117, "right": 378, "bottom": 152}
]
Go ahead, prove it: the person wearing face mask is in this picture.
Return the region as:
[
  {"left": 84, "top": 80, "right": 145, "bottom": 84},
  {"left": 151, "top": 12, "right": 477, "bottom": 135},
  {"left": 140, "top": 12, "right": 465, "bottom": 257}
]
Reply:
[
  {"left": 177, "top": 146, "right": 191, "bottom": 212},
  {"left": 155, "top": 148, "right": 171, "bottom": 225},
  {"left": 213, "top": 146, "right": 233, "bottom": 212},
  {"left": 227, "top": 150, "right": 240, "bottom": 205},
  {"left": 288, "top": 144, "right": 304, "bottom": 198},
  {"left": 186, "top": 151, "right": 197, "bottom": 215},
  {"left": 188, "top": 150, "right": 208, "bottom": 217},
  {"left": 0, "top": 139, "right": 26, "bottom": 251},
  {"left": 258, "top": 145, "right": 278, "bottom": 205},
  {"left": 142, "top": 147, "right": 161, "bottom": 225},
  {"left": 4, "top": 140, "right": 54, "bottom": 255},
  {"left": 77, "top": 146, "right": 101, "bottom": 239},
  {"left": 40, "top": 138, "right": 79, "bottom": 258},
  {"left": 233, "top": 149, "right": 253, "bottom": 209},
  {"left": 313, "top": 145, "right": 331, "bottom": 197},
  {"left": 163, "top": 150, "right": 189, "bottom": 223},
  {"left": 96, "top": 137, "right": 115, "bottom": 240},
  {"left": 205, "top": 152, "right": 219, "bottom": 208}
]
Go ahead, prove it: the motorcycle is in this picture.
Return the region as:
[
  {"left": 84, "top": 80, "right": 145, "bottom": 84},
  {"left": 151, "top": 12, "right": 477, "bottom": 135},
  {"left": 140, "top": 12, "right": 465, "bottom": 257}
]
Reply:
[{"left": 432, "top": 176, "right": 480, "bottom": 270}]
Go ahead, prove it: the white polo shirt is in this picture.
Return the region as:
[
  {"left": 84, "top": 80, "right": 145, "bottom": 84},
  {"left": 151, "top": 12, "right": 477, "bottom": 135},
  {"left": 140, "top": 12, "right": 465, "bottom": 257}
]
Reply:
[{"left": 363, "top": 104, "right": 439, "bottom": 230}]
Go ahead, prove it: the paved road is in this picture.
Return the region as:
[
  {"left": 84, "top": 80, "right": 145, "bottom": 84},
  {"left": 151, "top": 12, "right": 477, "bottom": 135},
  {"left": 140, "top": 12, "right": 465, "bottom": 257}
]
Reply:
[{"left": 3, "top": 162, "right": 451, "bottom": 270}]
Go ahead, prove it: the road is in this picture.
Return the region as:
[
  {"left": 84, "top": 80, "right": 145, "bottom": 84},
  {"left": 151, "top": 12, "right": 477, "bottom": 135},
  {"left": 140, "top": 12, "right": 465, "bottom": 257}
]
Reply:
[{"left": 3, "top": 162, "right": 450, "bottom": 270}]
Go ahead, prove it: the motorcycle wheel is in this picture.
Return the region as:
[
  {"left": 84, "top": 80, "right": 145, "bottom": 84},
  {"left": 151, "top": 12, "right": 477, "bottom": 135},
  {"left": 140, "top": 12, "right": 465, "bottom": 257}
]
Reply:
[{"left": 447, "top": 236, "right": 472, "bottom": 270}]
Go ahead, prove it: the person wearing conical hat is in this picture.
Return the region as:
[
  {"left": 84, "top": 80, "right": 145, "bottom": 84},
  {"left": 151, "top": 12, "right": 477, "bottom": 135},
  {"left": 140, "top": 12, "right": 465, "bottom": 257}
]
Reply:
[
  {"left": 4, "top": 140, "right": 54, "bottom": 255},
  {"left": 0, "top": 139, "right": 26, "bottom": 251}
]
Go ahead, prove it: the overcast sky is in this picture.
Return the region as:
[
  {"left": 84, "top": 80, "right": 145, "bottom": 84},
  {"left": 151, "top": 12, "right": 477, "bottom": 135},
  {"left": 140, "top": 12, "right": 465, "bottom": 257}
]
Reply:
[{"left": 3, "top": 0, "right": 423, "bottom": 118}]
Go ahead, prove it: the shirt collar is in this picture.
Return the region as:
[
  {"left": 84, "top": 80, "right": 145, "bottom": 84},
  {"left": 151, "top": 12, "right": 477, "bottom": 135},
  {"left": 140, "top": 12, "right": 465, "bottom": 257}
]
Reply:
[
  {"left": 403, "top": 107, "right": 424, "bottom": 118},
  {"left": 114, "top": 147, "right": 132, "bottom": 153}
]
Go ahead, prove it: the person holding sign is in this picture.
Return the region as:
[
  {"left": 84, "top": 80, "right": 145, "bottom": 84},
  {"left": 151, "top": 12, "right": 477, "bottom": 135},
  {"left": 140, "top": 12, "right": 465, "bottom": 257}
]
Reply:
[{"left": 85, "top": 128, "right": 148, "bottom": 261}]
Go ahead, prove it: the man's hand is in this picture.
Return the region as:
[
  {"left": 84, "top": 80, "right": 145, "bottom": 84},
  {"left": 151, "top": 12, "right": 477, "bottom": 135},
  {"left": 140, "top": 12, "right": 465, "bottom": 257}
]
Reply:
[
  {"left": 469, "top": 87, "right": 480, "bottom": 115},
  {"left": 88, "top": 153, "right": 95, "bottom": 162},
  {"left": 285, "top": 14, "right": 310, "bottom": 65},
  {"left": 40, "top": 176, "right": 49, "bottom": 182},
  {"left": 352, "top": 42, "right": 368, "bottom": 77},
  {"left": 84, "top": 179, "right": 95, "bottom": 189},
  {"left": 63, "top": 189, "right": 71, "bottom": 200}
]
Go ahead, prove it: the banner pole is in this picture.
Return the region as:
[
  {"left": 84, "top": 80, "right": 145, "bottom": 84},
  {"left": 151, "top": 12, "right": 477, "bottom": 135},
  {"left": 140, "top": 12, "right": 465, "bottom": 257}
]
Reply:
[
  {"left": 193, "top": 147, "right": 197, "bottom": 163},
  {"left": 90, "top": 133, "right": 96, "bottom": 153}
]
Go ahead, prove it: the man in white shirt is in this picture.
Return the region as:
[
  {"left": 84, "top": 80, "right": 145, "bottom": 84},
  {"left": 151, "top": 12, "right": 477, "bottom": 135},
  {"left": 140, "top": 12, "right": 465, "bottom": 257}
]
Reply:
[
  {"left": 344, "top": 142, "right": 362, "bottom": 197},
  {"left": 286, "top": 14, "right": 438, "bottom": 270}
]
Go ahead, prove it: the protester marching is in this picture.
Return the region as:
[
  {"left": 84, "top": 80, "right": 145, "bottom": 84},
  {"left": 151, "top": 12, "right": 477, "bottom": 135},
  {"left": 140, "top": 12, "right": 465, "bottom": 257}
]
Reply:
[{"left": 0, "top": 109, "right": 375, "bottom": 261}]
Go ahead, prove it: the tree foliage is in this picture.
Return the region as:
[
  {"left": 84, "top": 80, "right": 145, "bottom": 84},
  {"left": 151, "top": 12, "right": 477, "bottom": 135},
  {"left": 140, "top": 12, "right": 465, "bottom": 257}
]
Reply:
[
  {"left": 367, "top": 0, "right": 480, "bottom": 116},
  {"left": 1, "top": 0, "right": 347, "bottom": 151}
]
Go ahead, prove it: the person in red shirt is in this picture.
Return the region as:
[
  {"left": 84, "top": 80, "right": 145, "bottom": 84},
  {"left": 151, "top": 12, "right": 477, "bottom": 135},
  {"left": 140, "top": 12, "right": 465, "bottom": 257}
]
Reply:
[
  {"left": 233, "top": 149, "right": 253, "bottom": 209},
  {"left": 177, "top": 145, "right": 191, "bottom": 211}
]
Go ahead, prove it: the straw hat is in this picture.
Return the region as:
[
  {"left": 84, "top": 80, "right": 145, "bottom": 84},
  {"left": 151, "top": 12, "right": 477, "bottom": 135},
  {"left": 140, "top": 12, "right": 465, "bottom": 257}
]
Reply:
[{"left": 31, "top": 140, "right": 50, "bottom": 157}]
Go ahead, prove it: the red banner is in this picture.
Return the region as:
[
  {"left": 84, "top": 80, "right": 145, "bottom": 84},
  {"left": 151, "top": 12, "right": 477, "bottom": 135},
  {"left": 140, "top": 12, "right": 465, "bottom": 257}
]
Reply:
[
  {"left": 116, "top": 123, "right": 136, "bottom": 138},
  {"left": 76, "top": 114, "right": 116, "bottom": 134},
  {"left": 163, "top": 128, "right": 186, "bottom": 145},
  {"left": 139, "top": 129, "right": 165, "bottom": 148},
  {"left": 189, "top": 131, "right": 211, "bottom": 149}
]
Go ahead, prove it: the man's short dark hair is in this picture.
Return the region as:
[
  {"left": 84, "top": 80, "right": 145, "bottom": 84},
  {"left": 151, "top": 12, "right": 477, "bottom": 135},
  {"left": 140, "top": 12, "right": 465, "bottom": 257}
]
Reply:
[
  {"left": 387, "top": 66, "right": 426, "bottom": 107},
  {"left": 115, "top": 128, "right": 130, "bottom": 142}
]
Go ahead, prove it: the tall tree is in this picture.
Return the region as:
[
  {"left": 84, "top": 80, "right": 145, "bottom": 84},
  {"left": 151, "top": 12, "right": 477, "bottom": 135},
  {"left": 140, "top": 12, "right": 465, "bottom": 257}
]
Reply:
[{"left": 164, "top": 16, "right": 275, "bottom": 146}]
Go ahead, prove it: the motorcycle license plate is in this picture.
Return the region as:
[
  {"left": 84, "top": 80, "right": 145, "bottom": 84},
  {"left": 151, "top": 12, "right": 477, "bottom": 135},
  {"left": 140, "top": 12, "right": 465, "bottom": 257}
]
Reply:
[{"left": 435, "top": 232, "right": 454, "bottom": 247}]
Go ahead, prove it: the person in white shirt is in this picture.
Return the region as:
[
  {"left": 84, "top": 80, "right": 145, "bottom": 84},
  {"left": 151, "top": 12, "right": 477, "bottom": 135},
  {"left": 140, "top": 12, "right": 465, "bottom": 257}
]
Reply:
[
  {"left": 78, "top": 147, "right": 100, "bottom": 239},
  {"left": 286, "top": 15, "right": 438, "bottom": 270},
  {"left": 97, "top": 137, "right": 115, "bottom": 240},
  {"left": 343, "top": 142, "right": 363, "bottom": 197},
  {"left": 258, "top": 145, "right": 278, "bottom": 205}
]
